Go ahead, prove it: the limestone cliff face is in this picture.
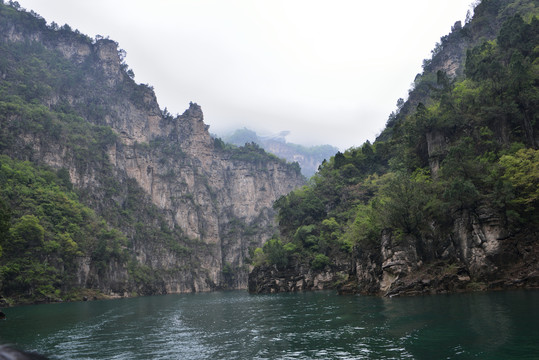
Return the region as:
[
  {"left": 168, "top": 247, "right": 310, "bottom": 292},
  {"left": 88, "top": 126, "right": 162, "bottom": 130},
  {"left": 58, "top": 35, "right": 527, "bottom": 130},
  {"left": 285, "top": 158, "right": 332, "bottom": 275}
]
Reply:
[
  {"left": 106, "top": 102, "right": 305, "bottom": 291},
  {"left": 250, "top": 209, "right": 538, "bottom": 296},
  {"left": 248, "top": 260, "right": 349, "bottom": 294},
  {"left": 0, "top": 10, "right": 305, "bottom": 295},
  {"left": 366, "top": 209, "right": 537, "bottom": 297}
]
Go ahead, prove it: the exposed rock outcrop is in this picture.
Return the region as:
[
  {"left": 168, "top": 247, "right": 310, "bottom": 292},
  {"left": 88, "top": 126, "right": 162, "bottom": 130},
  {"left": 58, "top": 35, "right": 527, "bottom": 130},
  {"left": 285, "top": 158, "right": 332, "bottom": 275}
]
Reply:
[
  {"left": 248, "top": 257, "right": 353, "bottom": 294},
  {"left": 249, "top": 220, "right": 538, "bottom": 297}
]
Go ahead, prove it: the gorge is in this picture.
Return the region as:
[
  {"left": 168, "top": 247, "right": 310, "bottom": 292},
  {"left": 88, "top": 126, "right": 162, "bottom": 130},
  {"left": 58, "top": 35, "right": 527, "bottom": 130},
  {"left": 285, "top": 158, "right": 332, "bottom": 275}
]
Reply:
[{"left": 0, "top": 0, "right": 538, "bottom": 306}]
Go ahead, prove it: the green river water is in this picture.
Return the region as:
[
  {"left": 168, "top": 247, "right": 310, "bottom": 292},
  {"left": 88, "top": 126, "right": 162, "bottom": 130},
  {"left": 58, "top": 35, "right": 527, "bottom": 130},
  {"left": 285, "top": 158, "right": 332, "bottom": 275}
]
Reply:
[{"left": 0, "top": 290, "right": 537, "bottom": 359}]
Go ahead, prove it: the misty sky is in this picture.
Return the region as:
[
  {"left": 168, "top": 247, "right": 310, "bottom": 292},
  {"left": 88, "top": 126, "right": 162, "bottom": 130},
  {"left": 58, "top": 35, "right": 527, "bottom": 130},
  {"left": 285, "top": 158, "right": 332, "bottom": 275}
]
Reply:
[{"left": 16, "top": 0, "right": 474, "bottom": 150}]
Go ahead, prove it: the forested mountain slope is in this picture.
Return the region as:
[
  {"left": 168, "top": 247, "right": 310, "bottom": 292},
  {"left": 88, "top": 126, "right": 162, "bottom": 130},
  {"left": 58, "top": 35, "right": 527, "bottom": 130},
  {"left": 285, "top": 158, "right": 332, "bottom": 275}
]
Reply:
[
  {"left": 0, "top": 2, "right": 305, "bottom": 305},
  {"left": 249, "top": 0, "right": 538, "bottom": 296}
]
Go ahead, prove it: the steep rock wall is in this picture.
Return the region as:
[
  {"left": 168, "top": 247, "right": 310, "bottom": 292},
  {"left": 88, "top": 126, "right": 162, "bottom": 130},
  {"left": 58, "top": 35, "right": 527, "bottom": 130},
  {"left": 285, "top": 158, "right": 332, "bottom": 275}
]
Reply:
[
  {"left": 249, "top": 211, "right": 538, "bottom": 296},
  {"left": 0, "top": 11, "right": 305, "bottom": 295}
]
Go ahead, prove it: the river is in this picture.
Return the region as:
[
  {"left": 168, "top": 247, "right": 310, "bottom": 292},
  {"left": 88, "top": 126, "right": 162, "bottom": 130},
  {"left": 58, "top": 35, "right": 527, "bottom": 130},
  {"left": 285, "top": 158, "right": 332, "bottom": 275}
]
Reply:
[{"left": 0, "top": 290, "right": 537, "bottom": 359}]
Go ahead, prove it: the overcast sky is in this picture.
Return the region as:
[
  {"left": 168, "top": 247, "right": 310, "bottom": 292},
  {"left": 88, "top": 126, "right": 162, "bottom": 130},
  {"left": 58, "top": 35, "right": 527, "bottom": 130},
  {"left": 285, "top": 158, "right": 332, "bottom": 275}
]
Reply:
[{"left": 17, "top": 0, "right": 474, "bottom": 150}]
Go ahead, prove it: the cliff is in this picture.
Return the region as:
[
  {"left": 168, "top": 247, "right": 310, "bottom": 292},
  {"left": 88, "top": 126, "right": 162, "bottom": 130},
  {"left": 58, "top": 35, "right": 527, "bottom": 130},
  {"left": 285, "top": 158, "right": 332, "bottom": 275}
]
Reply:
[
  {"left": 0, "top": 3, "right": 305, "bottom": 303},
  {"left": 249, "top": 0, "right": 539, "bottom": 296}
]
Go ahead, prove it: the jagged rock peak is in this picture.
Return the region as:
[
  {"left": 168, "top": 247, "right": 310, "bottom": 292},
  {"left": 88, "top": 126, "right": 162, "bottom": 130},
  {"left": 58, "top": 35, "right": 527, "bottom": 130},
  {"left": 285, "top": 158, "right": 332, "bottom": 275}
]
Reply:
[{"left": 183, "top": 102, "right": 204, "bottom": 120}]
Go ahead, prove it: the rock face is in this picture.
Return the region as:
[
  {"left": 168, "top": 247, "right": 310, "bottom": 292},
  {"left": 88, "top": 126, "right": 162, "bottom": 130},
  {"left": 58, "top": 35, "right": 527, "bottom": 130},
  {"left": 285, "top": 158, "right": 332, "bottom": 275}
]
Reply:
[
  {"left": 248, "top": 257, "right": 352, "bottom": 294},
  {"left": 361, "top": 212, "right": 539, "bottom": 297},
  {"left": 249, "top": 211, "right": 538, "bottom": 296},
  {"left": 0, "top": 8, "right": 305, "bottom": 295}
]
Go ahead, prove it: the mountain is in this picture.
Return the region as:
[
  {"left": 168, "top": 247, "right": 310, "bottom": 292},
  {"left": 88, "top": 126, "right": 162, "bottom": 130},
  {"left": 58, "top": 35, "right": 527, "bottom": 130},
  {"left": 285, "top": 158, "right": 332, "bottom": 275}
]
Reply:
[
  {"left": 219, "top": 128, "right": 339, "bottom": 177},
  {"left": 249, "top": 0, "right": 539, "bottom": 296},
  {"left": 0, "top": 2, "right": 305, "bottom": 305}
]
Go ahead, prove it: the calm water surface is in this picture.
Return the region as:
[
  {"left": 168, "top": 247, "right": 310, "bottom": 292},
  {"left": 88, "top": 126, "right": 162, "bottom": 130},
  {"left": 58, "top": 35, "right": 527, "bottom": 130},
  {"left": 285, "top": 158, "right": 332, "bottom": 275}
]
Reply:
[{"left": 0, "top": 290, "right": 538, "bottom": 359}]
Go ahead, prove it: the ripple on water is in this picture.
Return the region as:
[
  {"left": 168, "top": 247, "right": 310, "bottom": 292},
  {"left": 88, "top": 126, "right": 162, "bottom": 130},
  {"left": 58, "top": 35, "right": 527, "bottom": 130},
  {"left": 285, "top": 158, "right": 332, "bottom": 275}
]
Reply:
[{"left": 2, "top": 290, "right": 537, "bottom": 360}]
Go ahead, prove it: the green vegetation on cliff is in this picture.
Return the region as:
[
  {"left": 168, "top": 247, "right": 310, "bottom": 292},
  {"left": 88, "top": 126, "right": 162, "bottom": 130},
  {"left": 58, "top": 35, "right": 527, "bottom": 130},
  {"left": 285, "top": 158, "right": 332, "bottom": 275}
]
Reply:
[
  {"left": 0, "top": 156, "right": 126, "bottom": 304},
  {"left": 0, "top": 5, "right": 197, "bottom": 303},
  {"left": 253, "top": 1, "right": 538, "bottom": 286}
]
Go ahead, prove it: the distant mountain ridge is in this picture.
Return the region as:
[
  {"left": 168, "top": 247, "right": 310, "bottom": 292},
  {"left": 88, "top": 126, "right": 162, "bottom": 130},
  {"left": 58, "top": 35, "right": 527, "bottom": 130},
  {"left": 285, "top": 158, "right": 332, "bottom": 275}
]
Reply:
[{"left": 219, "top": 128, "right": 338, "bottom": 177}]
